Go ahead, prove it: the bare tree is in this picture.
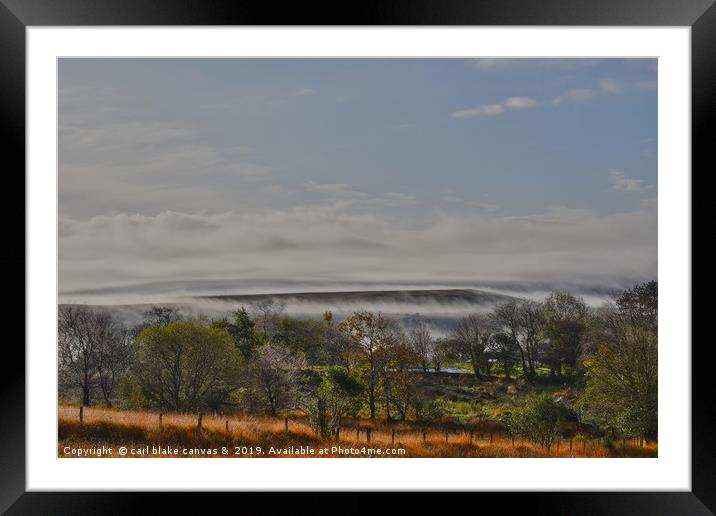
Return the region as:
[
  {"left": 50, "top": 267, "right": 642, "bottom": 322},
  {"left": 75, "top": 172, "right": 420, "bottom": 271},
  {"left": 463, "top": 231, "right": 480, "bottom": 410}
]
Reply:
[
  {"left": 244, "top": 343, "right": 306, "bottom": 416},
  {"left": 409, "top": 321, "right": 434, "bottom": 372},
  {"left": 492, "top": 299, "right": 543, "bottom": 380},
  {"left": 451, "top": 314, "right": 494, "bottom": 378},
  {"left": 58, "top": 305, "right": 129, "bottom": 406},
  {"left": 142, "top": 306, "right": 181, "bottom": 327},
  {"left": 517, "top": 300, "right": 544, "bottom": 379},
  {"left": 492, "top": 300, "right": 528, "bottom": 377},
  {"left": 252, "top": 298, "right": 286, "bottom": 340},
  {"left": 130, "top": 306, "right": 182, "bottom": 338},
  {"left": 431, "top": 338, "right": 453, "bottom": 372},
  {"left": 96, "top": 326, "right": 132, "bottom": 406}
]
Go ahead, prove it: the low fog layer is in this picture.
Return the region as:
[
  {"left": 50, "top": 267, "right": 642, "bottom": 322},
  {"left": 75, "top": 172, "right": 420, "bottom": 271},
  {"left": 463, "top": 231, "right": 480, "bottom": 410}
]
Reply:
[
  {"left": 60, "top": 287, "right": 627, "bottom": 338},
  {"left": 59, "top": 204, "right": 656, "bottom": 304}
]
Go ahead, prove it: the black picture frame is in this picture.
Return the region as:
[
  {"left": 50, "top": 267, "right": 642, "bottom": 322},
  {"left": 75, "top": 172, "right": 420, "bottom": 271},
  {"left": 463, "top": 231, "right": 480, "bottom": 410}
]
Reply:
[{"left": 2, "top": 0, "right": 710, "bottom": 513}]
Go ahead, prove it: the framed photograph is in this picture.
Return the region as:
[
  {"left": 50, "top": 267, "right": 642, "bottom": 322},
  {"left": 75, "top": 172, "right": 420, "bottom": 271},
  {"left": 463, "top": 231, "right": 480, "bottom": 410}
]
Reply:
[{"left": 4, "top": 0, "right": 710, "bottom": 512}]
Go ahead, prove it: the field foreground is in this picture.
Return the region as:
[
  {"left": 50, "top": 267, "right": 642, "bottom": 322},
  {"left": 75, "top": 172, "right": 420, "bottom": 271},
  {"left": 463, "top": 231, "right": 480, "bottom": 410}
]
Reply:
[{"left": 58, "top": 405, "right": 657, "bottom": 458}]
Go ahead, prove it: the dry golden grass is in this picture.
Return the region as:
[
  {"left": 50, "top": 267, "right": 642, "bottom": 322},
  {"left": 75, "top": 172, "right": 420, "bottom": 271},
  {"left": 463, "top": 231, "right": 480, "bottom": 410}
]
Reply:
[{"left": 58, "top": 405, "right": 657, "bottom": 458}]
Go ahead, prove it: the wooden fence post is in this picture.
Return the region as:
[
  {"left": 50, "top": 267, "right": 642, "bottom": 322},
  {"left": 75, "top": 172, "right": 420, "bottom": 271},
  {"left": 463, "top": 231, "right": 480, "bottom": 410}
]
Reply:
[
  {"left": 444, "top": 430, "right": 448, "bottom": 443},
  {"left": 197, "top": 413, "right": 203, "bottom": 431},
  {"left": 489, "top": 433, "right": 493, "bottom": 445},
  {"left": 511, "top": 436, "right": 515, "bottom": 447},
  {"left": 391, "top": 429, "right": 395, "bottom": 445},
  {"left": 422, "top": 430, "right": 427, "bottom": 442},
  {"left": 284, "top": 417, "right": 288, "bottom": 433},
  {"left": 79, "top": 405, "right": 84, "bottom": 424},
  {"left": 469, "top": 430, "right": 474, "bottom": 445},
  {"left": 367, "top": 428, "right": 372, "bottom": 443},
  {"left": 159, "top": 413, "right": 163, "bottom": 428},
  {"left": 356, "top": 426, "right": 360, "bottom": 440},
  {"left": 226, "top": 420, "right": 229, "bottom": 433},
  {"left": 556, "top": 439, "right": 560, "bottom": 452},
  {"left": 569, "top": 439, "right": 572, "bottom": 451}
]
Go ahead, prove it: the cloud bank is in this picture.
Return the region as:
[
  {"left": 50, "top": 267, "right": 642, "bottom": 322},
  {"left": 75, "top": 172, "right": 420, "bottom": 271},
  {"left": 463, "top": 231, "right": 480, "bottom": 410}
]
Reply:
[{"left": 59, "top": 201, "right": 657, "bottom": 302}]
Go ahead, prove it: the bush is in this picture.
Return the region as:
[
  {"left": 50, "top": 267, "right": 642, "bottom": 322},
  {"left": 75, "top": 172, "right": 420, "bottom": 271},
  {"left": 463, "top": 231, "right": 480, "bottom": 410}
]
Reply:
[{"left": 506, "top": 394, "right": 569, "bottom": 450}]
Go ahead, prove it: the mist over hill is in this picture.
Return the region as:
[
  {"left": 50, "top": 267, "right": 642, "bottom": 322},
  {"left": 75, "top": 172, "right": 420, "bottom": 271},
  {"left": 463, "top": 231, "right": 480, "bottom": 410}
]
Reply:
[{"left": 60, "top": 286, "right": 620, "bottom": 336}]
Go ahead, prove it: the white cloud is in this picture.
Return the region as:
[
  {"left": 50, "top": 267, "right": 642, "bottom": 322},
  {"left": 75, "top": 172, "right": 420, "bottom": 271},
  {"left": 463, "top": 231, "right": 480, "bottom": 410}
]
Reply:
[
  {"left": 551, "top": 77, "right": 651, "bottom": 107},
  {"left": 608, "top": 168, "right": 653, "bottom": 193},
  {"left": 503, "top": 97, "right": 539, "bottom": 109},
  {"left": 453, "top": 75, "right": 652, "bottom": 119},
  {"left": 451, "top": 96, "right": 539, "bottom": 119}
]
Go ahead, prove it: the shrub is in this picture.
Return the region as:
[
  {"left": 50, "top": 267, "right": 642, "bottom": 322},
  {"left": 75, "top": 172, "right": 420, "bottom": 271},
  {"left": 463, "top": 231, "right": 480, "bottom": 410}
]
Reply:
[{"left": 506, "top": 394, "right": 569, "bottom": 450}]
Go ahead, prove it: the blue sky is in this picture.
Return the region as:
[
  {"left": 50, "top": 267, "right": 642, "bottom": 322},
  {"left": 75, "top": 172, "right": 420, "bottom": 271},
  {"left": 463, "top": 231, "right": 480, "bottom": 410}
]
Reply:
[{"left": 58, "top": 58, "right": 657, "bottom": 300}]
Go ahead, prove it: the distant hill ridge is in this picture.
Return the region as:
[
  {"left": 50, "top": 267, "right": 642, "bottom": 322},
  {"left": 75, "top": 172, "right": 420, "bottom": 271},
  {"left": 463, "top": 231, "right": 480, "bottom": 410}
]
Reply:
[{"left": 200, "top": 288, "right": 515, "bottom": 305}]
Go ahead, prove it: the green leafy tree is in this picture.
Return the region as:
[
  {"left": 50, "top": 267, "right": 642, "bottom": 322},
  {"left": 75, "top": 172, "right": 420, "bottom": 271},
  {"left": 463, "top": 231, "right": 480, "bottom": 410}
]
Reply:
[
  {"left": 382, "top": 338, "right": 421, "bottom": 421},
  {"left": 226, "top": 307, "right": 259, "bottom": 359},
  {"left": 133, "top": 322, "right": 242, "bottom": 412},
  {"left": 578, "top": 282, "right": 658, "bottom": 441},
  {"left": 308, "top": 366, "right": 364, "bottom": 437},
  {"left": 616, "top": 280, "right": 657, "bottom": 328},
  {"left": 273, "top": 316, "right": 324, "bottom": 363},
  {"left": 488, "top": 332, "right": 520, "bottom": 381},
  {"left": 541, "top": 291, "right": 589, "bottom": 378},
  {"left": 338, "top": 311, "right": 393, "bottom": 420},
  {"left": 316, "top": 310, "right": 352, "bottom": 366}
]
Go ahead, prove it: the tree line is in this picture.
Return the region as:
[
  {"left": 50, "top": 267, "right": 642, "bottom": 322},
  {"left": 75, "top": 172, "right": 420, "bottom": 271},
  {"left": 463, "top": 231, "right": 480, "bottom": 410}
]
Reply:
[{"left": 58, "top": 281, "right": 657, "bottom": 441}]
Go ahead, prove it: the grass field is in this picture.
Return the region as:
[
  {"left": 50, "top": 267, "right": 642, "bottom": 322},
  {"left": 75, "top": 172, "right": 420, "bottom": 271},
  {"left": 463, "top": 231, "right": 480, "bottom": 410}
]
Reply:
[{"left": 58, "top": 405, "right": 657, "bottom": 458}]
